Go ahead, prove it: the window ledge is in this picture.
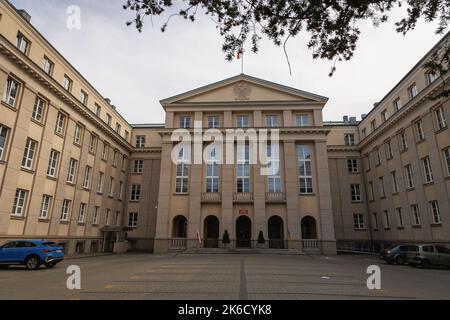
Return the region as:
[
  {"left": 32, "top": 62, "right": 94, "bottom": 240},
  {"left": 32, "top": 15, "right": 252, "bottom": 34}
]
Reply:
[
  {"left": 387, "top": 156, "right": 394, "bottom": 161},
  {"left": 97, "top": 192, "right": 103, "bottom": 196},
  {"left": 129, "top": 200, "right": 140, "bottom": 203},
  {"left": 384, "top": 228, "right": 391, "bottom": 231},
  {"left": 373, "top": 228, "right": 379, "bottom": 232},
  {"left": 299, "top": 193, "right": 316, "bottom": 197},
  {"left": 1, "top": 100, "right": 17, "bottom": 111},
  {"left": 30, "top": 118, "right": 44, "bottom": 127},
  {"left": 20, "top": 167, "right": 35, "bottom": 174},
  {"left": 60, "top": 221, "right": 70, "bottom": 225},
  {"left": 380, "top": 196, "right": 386, "bottom": 200},
  {"left": 82, "top": 187, "right": 91, "bottom": 192},
  {"left": 66, "top": 182, "right": 76, "bottom": 187},
  {"left": 77, "top": 223, "right": 86, "bottom": 226},
  {"left": 435, "top": 126, "right": 448, "bottom": 134},
  {"left": 392, "top": 192, "right": 400, "bottom": 196},
  {"left": 396, "top": 226, "right": 405, "bottom": 230},
  {"left": 38, "top": 218, "right": 50, "bottom": 223},
  {"left": 400, "top": 149, "right": 408, "bottom": 154},
  {"left": 416, "top": 139, "right": 426, "bottom": 145},
  {"left": 46, "top": 175, "right": 57, "bottom": 181},
  {"left": 354, "top": 228, "right": 367, "bottom": 232},
  {"left": 412, "top": 225, "right": 422, "bottom": 229},
  {"left": 54, "top": 132, "right": 65, "bottom": 139},
  {"left": 423, "top": 181, "right": 434, "bottom": 187},
  {"left": 431, "top": 223, "right": 442, "bottom": 228},
  {"left": 10, "top": 215, "right": 25, "bottom": 221},
  {"left": 351, "top": 201, "right": 364, "bottom": 204},
  {"left": 0, "top": 160, "right": 6, "bottom": 165},
  {"left": 406, "top": 187, "right": 415, "bottom": 192},
  {"left": 173, "top": 193, "right": 189, "bottom": 196}
]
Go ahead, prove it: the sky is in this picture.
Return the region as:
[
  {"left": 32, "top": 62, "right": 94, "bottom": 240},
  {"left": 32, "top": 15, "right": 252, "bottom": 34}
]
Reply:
[{"left": 9, "top": 0, "right": 448, "bottom": 125}]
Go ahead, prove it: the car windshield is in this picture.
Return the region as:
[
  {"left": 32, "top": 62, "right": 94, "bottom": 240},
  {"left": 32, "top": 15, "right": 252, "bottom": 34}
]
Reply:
[{"left": 43, "top": 242, "right": 59, "bottom": 247}]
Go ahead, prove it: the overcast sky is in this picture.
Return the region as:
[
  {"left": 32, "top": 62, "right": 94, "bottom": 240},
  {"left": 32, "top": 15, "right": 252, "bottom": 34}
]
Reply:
[{"left": 10, "top": 0, "right": 448, "bottom": 124}]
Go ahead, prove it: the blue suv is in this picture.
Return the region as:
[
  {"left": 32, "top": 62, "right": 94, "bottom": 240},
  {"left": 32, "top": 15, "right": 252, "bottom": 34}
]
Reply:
[{"left": 0, "top": 240, "right": 64, "bottom": 270}]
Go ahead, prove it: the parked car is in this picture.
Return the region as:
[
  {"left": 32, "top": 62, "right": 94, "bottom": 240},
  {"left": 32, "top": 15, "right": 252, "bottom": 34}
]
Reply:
[
  {"left": 380, "top": 244, "right": 419, "bottom": 265},
  {"left": 0, "top": 240, "right": 64, "bottom": 270},
  {"left": 408, "top": 244, "right": 450, "bottom": 268}
]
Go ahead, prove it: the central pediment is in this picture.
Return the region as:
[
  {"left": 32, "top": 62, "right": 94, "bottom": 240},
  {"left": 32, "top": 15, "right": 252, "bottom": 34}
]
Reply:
[{"left": 160, "top": 74, "right": 328, "bottom": 107}]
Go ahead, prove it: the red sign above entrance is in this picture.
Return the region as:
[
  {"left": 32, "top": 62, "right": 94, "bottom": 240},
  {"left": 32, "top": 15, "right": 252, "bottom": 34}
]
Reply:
[{"left": 239, "top": 208, "right": 249, "bottom": 215}]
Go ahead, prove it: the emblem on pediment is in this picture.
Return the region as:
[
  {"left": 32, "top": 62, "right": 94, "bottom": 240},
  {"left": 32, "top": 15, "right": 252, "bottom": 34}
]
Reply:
[{"left": 233, "top": 82, "right": 251, "bottom": 101}]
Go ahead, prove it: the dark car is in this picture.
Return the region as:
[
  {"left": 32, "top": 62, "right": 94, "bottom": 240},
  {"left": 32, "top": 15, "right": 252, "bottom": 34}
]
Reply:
[
  {"left": 380, "top": 244, "right": 419, "bottom": 265},
  {"left": 0, "top": 240, "right": 64, "bottom": 270}
]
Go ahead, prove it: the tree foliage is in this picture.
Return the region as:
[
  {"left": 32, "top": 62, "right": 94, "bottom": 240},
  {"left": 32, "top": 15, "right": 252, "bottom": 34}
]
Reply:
[{"left": 123, "top": 0, "right": 449, "bottom": 77}]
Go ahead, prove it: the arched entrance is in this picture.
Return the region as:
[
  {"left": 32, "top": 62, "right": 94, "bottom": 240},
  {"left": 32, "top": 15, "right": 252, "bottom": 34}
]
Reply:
[
  {"left": 268, "top": 216, "right": 285, "bottom": 249},
  {"left": 301, "top": 216, "right": 317, "bottom": 239},
  {"left": 204, "top": 215, "right": 219, "bottom": 248},
  {"left": 172, "top": 215, "right": 187, "bottom": 238},
  {"left": 236, "top": 216, "right": 252, "bottom": 248}
]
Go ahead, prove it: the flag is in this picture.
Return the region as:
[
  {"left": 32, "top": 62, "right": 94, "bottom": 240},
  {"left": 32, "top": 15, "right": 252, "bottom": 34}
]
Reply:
[
  {"left": 197, "top": 230, "right": 202, "bottom": 244},
  {"left": 237, "top": 48, "right": 244, "bottom": 60}
]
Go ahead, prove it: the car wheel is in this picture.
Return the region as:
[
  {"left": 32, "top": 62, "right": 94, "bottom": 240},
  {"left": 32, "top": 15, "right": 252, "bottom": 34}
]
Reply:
[
  {"left": 421, "top": 259, "right": 430, "bottom": 269},
  {"left": 395, "top": 256, "right": 405, "bottom": 265},
  {"left": 25, "top": 256, "right": 40, "bottom": 270},
  {"left": 45, "top": 263, "right": 56, "bottom": 269}
]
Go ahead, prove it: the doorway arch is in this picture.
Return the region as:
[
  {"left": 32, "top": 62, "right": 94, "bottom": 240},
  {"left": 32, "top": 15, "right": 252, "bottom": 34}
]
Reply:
[
  {"left": 301, "top": 216, "right": 317, "bottom": 239},
  {"left": 236, "top": 216, "right": 252, "bottom": 248},
  {"left": 204, "top": 215, "right": 220, "bottom": 248},
  {"left": 268, "top": 215, "right": 285, "bottom": 249},
  {"left": 172, "top": 215, "right": 187, "bottom": 238}
]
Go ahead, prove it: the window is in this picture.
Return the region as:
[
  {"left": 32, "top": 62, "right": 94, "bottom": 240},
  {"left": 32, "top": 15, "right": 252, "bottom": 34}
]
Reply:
[
  {"left": 55, "top": 112, "right": 66, "bottom": 135},
  {"left": 118, "top": 182, "right": 123, "bottom": 200},
  {"left": 386, "top": 141, "right": 394, "bottom": 159},
  {"left": 369, "top": 181, "right": 375, "bottom": 201},
  {"left": 379, "top": 177, "right": 385, "bottom": 198},
  {"left": 344, "top": 133, "right": 356, "bottom": 146},
  {"left": 67, "top": 158, "right": 78, "bottom": 183},
  {"left": 128, "top": 213, "right": 138, "bottom": 228},
  {"left": 82, "top": 166, "right": 92, "bottom": 189},
  {"left": 125, "top": 131, "right": 129, "bottom": 141},
  {"left": 115, "top": 211, "right": 121, "bottom": 227},
  {"left": 371, "top": 119, "right": 377, "bottom": 131},
  {"left": 408, "top": 83, "right": 418, "bottom": 99},
  {"left": 94, "top": 104, "right": 101, "bottom": 116},
  {"left": 16, "top": 32, "right": 30, "bottom": 54},
  {"left": 0, "top": 124, "right": 9, "bottom": 160},
  {"left": 266, "top": 115, "right": 279, "bottom": 127},
  {"left": 97, "top": 172, "right": 104, "bottom": 193},
  {"left": 88, "top": 134, "right": 97, "bottom": 153},
  {"left": 365, "top": 155, "right": 371, "bottom": 171},
  {"left": 372, "top": 213, "right": 379, "bottom": 230},
  {"left": 391, "top": 171, "right": 399, "bottom": 194},
  {"left": 12, "top": 189, "right": 27, "bottom": 217},
  {"left": 122, "top": 155, "right": 128, "bottom": 171},
  {"left": 130, "top": 184, "right": 141, "bottom": 201},
  {"left": 39, "top": 195, "right": 52, "bottom": 219},
  {"left": 237, "top": 144, "right": 250, "bottom": 193},
  {"left": 32, "top": 97, "right": 46, "bottom": 122},
  {"left": 351, "top": 184, "right": 361, "bottom": 202},
  {"left": 63, "top": 75, "right": 73, "bottom": 92},
  {"left": 134, "top": 160, "right": 143, "bottom": 174},
  {"left": 237, "top": 115, "right": 249, "bottom": 128},
  {"left": 435, "top": 107, "right": 447, "bottom": 130},
  {"left": 92, "top": 207, "right": 99, "bottom": 225},
  {"left": 362, "top": 128, "right": 367, "bottom": 139},
  {"left": 297, "top": 145, "right": 313, "bottom": 194},
  {"left": 136, "top": 136, "right": 146, "bottom": 148},
  {"left": 74, "top": 124, "right": 83, "bottom": 145},
  {"left": 105, "top": 209, "right": 111, "bottom": 226},
  {"left": 78, "top": 203, "right": 87, "bottom": 223},
  {"left": 375, "top": 149, "right": 381, "bottom": 166},
  {"left": 381, "top": 110, "right": 388, "bottom": 123},
  {"left": 347, "top": 159, "right": 358, "bottom": 173},
  {"left": 206, "top": 146, "right": 220, "bottom": 193},
  {"left": 2, "top": 77, "right": 20, "bottom": 107},
  {"left": 411, "top": 205, "right": 421, "bottom": 226},
  {"left": 393, "top": 98, "right": 402, "bottom": 112},
  {"left": 383, "top": 210, "right": 390, "bottom": 229},
  {"left": 112, "top": 151, "right": 117, "bottom": 166},
  {"left": 422, "top": 156, "right": 433, "bottom": 183},
  {"left": 21, "top": 138, "right": 37, "bottom": 170},
  {"left": 42, "top": 56, "right": 54, "bottom": 75},
  {"left": 180, "top": 116, "right": 191, "bottom": 129},
  {"left": 444, "top": 147, "right": 450, "bottom": 176},
  {"left": 415, "top": 120, "right": 425, "bottom": 142},
  {"left": 102, "top": 142, "right": 108, "bottom": 160},
  {"left": 61, "top": 199, "right": 71, "bottom": 221},
  {"left": 106, "top": 113, "right": 112, "bottom": 126},
  {"left": 47, "top": 149, "right": 60, "bottom": 177},
  {"left": 405, "top": 164, "right": 415, "bottom": 189},
  {"left": 80, "top": 90, "right": 88, "bottom": 105},
  {"left": 296, "top": 114, "right": 309, "bottom": 127},
  {"left": 397, "top": 208, "right": 404, "bottom": 227},
  {"left": 399, "top": 131, "right": 408, "bottom": 151},
  {"left": 174, "top": 145, "right": 190, "bottom": 193},
  {"left": 267, "top": 144, "right": 281, "bottom": 193},
  {"left": 426, "top": 72, "right": 439, "bottom": 84},
  {"left": 108, "top": 177, "right": 114, "bottom": 197},
  {"left": 353, "top": 214, "right": 365, "bottom": 229},
  {"left": 115, "top": 123, "right": 121, "bottom": 135},
  {"left": 208, "top": 116, "right": 219, "bottom": 128},
  {"left": 430, "top": 201, "right": 441, "bottom": 224}
]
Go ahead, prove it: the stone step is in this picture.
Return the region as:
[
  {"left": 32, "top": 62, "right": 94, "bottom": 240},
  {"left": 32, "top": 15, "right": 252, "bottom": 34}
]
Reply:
[{"left": 182, "top": 248, "right": 306, "bottom": 255}]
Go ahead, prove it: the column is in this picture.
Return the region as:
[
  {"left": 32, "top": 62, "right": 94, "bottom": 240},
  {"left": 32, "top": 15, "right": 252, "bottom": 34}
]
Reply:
[{"left": 284, "top": 141, "right": 301, "bottom": 249}]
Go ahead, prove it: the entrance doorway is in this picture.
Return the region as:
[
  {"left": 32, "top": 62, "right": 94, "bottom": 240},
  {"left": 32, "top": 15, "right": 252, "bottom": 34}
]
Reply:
[
  {"left": 236, "top": 216, "right": 252, "bottom": 248},
  {"left": 301, "top": 216, "right": 317, "bottom": 239},
  {"left": 204, "top": 216, "right": 219, "bottom": 248},
  {"left": 268, "top": 216, "right": 285, "bottom": 249},
  {"left": 172, "top": 215, "right": 187, "bottom": 238}
]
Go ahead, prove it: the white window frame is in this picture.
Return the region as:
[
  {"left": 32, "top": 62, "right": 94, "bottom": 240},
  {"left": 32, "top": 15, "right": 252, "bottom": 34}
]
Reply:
[
  {"left": 74, "top": 124, "right": 83, "bottom": 145},
  {"left": 94, "top": 104, "right": 101, "bottom": 116},
  {"left": 16, "top": 32, "right": 30, "bottom": 54},
  {"left": 396, "top": 208, "right": 404, "bottom": 227},
  {"left": 136, "top": 136, "right": 146, "bottom": 148},
  {"left": 296, "top": 114, "right": 309, "bottom": 127},
  {"left": 78, "top": 203, "right": 87, "bottom": 223},
  {"left": 42, "top": 56, "right": 54, "bottom": 75},
  {"left": 411, "top": 205, "right": 421, "bottom": 226},
  {"left": 415, "top": 120, "right": 425, "bottom": 142},
  {"left": 47, "top": 149, "right": 60, "bottom": 177},
  {"left": 180, "top": 116, "right": 191, "bottom": 129},
  {"left": 82, "top": 166, "right": 92, "bottom": 189},
  {"left": 386, "top": 141, "right": 394, "bottom": 159},
  {"left": 430, "top": 201, "right": 441, "bottom": 224},
  {"left": 405, "top": 164, "right": 415, "bottom": 189},
  {"left": 21, "top": 138, "right": 37, "bottom": 170},
  {"left": 422, "top": 156, "right": 433, "bottom": 183},
  {"left": 61, "top": 199, "right": 71, "bottom": 222},
  {"left": 426, "top": 72, "right": 439, "bottom": 84},
  {"left": 399, "top": 132, "right": 408, "bottom": 151},
  {"left": 128, "top": 212, "right": 138, "bottom": 228},
  {"left": 207, "top": 116, "right": 219, "bottom": 129},
  {"left": 175, "top": 145, "right": 190, "bottom": 193},
  {"left": 409, "top": 83, "right": 418, "bottom": 99},
  {"left": 435, "top": 107, "right": 447, "bottom": 130},
  {"left": 12, "top": 189, "right": 27, "bottom": 217},
  {"left": 0, "top": 124, "right": 9, "bottom": 160},
  {"left": 353, "top": 214, "right": 365, "bottom": 229},
  {"left": 351, "top": 184, "right": 361, "bottom": 202},
  {"left": 88, "top": 134, "right": 97, "bottom": 153},
  {"left": 236, "top": 143, "right": 250, "bottom": 193},
  {"left": 379, "top": 177, "right": 385, "bottom": 198},
  {"left": 130, "top": 184, "right": 141, "bottom": 201},
  {"left": 93, "top": 207, "right": 99, "bottom": 225},
  {"left": 383, "top": 210, "right": 390, "bottom": 229},
  {"left": 443, "top": 147, "right": 450, "bottom": 176},
  {"left": 344, "top": 133, "right": 356, "bottom": 146},
  {"left": 206, "top": 147, "right": 220, "bottom": 193},
  {"left": 266, "top": 115, "right": 279, "bottom": 128},
  {"left": 236, "top": 115, "right": 249, "bottom": 128},
  {"left": 39, "top": 195, "right": 52, "bottom": 219},
  {"left": 267, "top": 144, "right": 281, "bottom": 193},
  {"left": 55, "top": 112, "right": 66, "bottom": 135},
  {"left": 108, "top": 177, "right": 114, "bottom": 197},
  {"left": 80, "top": 90, "right": 88, "bottom": 105},
  {"left": 391, "top": 171, "right": 399, "bottom": 194},
  {"left": 393, "top": 98, "right": 402, "bottom": 112},
  {"left": 372, "top": 213, "right": 379, "bottom": 230},
  {"left": 97, "top": 172, "right": 104, "bottom": 193},
  {"left": 3, "top": 78, "right": 20, "bottom": 107},
  {"left": 102, "top": 143, "right": 108, "bottom": 160},
  {"left": 298, "top": 145, "right": 313, "bottom": 194},
  {"left": 134, "top": 160, "right": 143, "bottom": 174},
  {"left": 67, "top": 158, "right": 78, "bottom": 183},
  {"left": 32, "top": 97, "right": 46, "bottom": 122},
  {"left": 347, "top": 159, "right": 358, "bottom": 173},
  {"left": 63, "top": 75, "right": 73, "bottom": 92}
]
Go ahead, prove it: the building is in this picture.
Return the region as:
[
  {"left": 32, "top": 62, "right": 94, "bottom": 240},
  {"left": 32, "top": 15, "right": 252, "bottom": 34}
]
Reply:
[{"left": 0, "top": 0, "right": 449, "bottom": 255}]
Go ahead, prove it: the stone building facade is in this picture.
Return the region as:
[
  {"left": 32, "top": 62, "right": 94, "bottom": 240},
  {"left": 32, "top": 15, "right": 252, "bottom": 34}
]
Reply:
[{"left": 0, "top": 0, "right": 448, "bottom": 255}]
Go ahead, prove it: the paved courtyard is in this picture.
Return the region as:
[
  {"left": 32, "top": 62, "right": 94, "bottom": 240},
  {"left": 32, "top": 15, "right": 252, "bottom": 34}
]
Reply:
[{"left": 0, "top": 253, "right": 449, "bottom": 300}]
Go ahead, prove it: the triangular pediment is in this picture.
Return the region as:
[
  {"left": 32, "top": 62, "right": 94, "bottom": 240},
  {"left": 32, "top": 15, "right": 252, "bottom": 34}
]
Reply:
[{"left": 160, "top": 74, "right": 328, "bottom": 106}]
